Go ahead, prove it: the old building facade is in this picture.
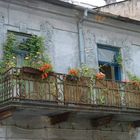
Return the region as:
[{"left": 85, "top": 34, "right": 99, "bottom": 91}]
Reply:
[{"left": 0, "top": 0, "right": 140, "bottom": 140}]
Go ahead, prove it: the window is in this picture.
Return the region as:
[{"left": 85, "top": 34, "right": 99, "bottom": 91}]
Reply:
[
  {"left": 8, "top": 31, "right": 31, "bottom": 67},
  {"left": 97, "top": 44, "right": 121, "bottom": 81},
  {"left": 8, "top": 31, "right": 31, "bottom": 43}
]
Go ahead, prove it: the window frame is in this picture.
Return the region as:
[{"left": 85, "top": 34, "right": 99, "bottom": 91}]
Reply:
[{"left": 97, "top": 44, "right": 121, "bottom": 81}]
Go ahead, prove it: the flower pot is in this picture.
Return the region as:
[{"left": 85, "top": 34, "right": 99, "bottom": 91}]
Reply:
[
  {"left": 66, "top": 75, "right": 79, "bottom": 82},
  {"left": 21, "top": 67, "right": 42, "bottom": 75}
]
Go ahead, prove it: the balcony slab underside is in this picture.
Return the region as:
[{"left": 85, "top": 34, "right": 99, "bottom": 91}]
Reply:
[{"left": 1, "top": 99, "right": 140, "bottom": 122}]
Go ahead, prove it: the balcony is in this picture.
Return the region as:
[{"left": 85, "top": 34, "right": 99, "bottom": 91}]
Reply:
[{"left": 0, "top": 67, "right": 140, "bottom": 122}]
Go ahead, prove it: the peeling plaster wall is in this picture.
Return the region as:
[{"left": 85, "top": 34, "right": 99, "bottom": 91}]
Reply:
[
  {"left": 0, "top": 0, "right": 140, "bottom": 139},
  {"left": 100, "top": 0, "right": 140, "bottom": 20},
  {"left": 0, "top": 0, "right": 79, "bottom": 73},
  {"left": 82, "top": 17, "right": 140, "bottom": 78}
]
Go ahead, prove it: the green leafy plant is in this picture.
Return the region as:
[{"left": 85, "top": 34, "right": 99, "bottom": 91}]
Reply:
[
  {"left": 116, "top": 52, "right": 122, "bottom": 66},
  {"left": 127, "top": 72, "right": 140, "bottom": 82},
  {"left": 78, "top": 64, "right": 96, "bottom": 77},
  {"left": 22, "top": 35, "right": 49, "bottom": 68},
  {"left": 0, "top": 32, "right": 51, "bottom": 74},
  {"left": 126, "top": 72, "right": 140, "bottom": 90},
  {"left": 0, "top": 33, "right": 16, "bottom": 73}
]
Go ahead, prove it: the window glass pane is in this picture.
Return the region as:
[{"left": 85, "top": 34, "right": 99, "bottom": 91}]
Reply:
[
  {"left": 99, "top": 64, "right": 112, "bottom": 80},
  {"left": 98, "top": 48, "right": 116, "bottom": 63}
]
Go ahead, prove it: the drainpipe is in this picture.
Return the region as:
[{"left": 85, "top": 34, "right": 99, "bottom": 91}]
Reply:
[{"left": 78, "top": 8, "right": 88, "bottom": 65}]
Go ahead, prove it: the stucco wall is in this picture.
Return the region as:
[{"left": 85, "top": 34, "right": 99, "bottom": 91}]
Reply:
[
  {"left": 0, "top": 0, "right": 79, "bottom": 73},
  {"left": 82, "top": 15, "right": 140, "bottom": 78},
  {"left": 100, "top": 0, "right": 140, "bottom": 20},
  {"left": 0, "top": 114, "right": 132, "bottom": 140},
  {"left": 0, "top": 0, "right": 140, "bottom": 139}
]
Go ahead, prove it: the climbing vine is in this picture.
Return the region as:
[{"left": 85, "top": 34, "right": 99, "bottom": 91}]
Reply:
[
  {"left": 0, "top": 32, "right": 51, "bottom": 74},
  {"left": 116, "top": 51, "right": 123, "bottom": 66},
  {"left": 0, "top": 33, "right": 16, "bottom": 73}
]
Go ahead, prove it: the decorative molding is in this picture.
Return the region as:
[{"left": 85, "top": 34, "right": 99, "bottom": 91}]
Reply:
[
  {"left": 123, "top": 42, "right": 133, "bottom": 70},
  {"left": 40, "top": 21, "right": 54, "bottom": 46},
  {"left": 0, "top": 12, "right": 4, "bottom": 23},
  {"left": 83, "top": 28, "right": 98, "bottom": 69},
  {"left": 40, "top": 21, "right": 55, "bottom": 64},
  {"left": 19, "top": 22, "right": 27, "bottom": 33}
]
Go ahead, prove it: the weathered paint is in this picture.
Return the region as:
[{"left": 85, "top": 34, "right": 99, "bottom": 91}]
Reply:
[
  {"left": 0, "top": 114, "right": 132, "bottom": 140},
  {"left": 100, "top": 0, "right": 140, "bottom": 20},
  {"left": 0, "top": 0, "right": 140, "bottom": 139}
]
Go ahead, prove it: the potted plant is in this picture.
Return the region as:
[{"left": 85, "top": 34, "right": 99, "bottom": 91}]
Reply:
[
  {"left": 127, "top": 72, "right": 140, "bottom": 90},
  {"left": 66, "top": 68, "right": 79, "bottom": 82},
  {"left": 21, "top": 66, "right": 42, "bottom": 75},
  {"left": 96, "top": 72, "right": 105, "bottom": 80},
  {"left": 39, "top": 63, "right": 53, "bottom": 79},
  {"left": 78, "top": 64, "right": 96, "bottom": 85}
]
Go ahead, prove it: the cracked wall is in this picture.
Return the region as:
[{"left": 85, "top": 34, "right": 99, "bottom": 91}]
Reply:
[{"left": 0, "top": 0, "right": 139, "bottom": 139}]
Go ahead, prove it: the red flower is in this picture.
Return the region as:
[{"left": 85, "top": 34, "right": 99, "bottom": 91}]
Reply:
[
  {"left": 68, "top": 69, "right": 78, "bottom": 76},
  {"left": 44, "top": 73, "right": 48, "bottom": 78},
  {"left": 96, "top": 72, "right": 105, "bottom": 80},
  {"left": 39, "top": 63, "right": 53, "bottom": 79},
  {"left": 41, "top": 74, "right": 45, "bottom": 79}
]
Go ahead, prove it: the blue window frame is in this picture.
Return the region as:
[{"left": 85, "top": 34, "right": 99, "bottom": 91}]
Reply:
[{"left": 97, "top": 44, "right": 121, "bottom": 81}]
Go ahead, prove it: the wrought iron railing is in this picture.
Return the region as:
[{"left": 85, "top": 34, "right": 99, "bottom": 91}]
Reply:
[{"left": 0, "top": 67, "right": 140, "bottom": 110}]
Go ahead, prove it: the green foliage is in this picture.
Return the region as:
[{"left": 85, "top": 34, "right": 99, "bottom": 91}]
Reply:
[
  {"left": 18, "top": 35, "right": 44, "bottom": 55},
  {"left": 128, "top": 72, "right": 140, "bottom": 82},
  {"left": 116, "top": 52, "right": 122, "bottom": 66},
  {"left": 78, "top": 64, "right": 96, "bottom": 77},
  {"left": 22, "top": 35, "right": 48, "bottom": 68},
  {"left": 0, "top": 32, "right": 51, "bottom": 73},
  {"left": 24, "top": 53, "right": 51, "bottom": 69},
  {"left": 0, "top": 33, "right": 16, "bottom": 73}
]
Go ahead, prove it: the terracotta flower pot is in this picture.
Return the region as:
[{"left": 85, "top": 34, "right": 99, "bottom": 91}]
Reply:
[
  {"left": 66, "top": 75, "right": 79, "bottom": 82},
  {"left": 21, "top": 67, "right": 42, "bottom": 75}
]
